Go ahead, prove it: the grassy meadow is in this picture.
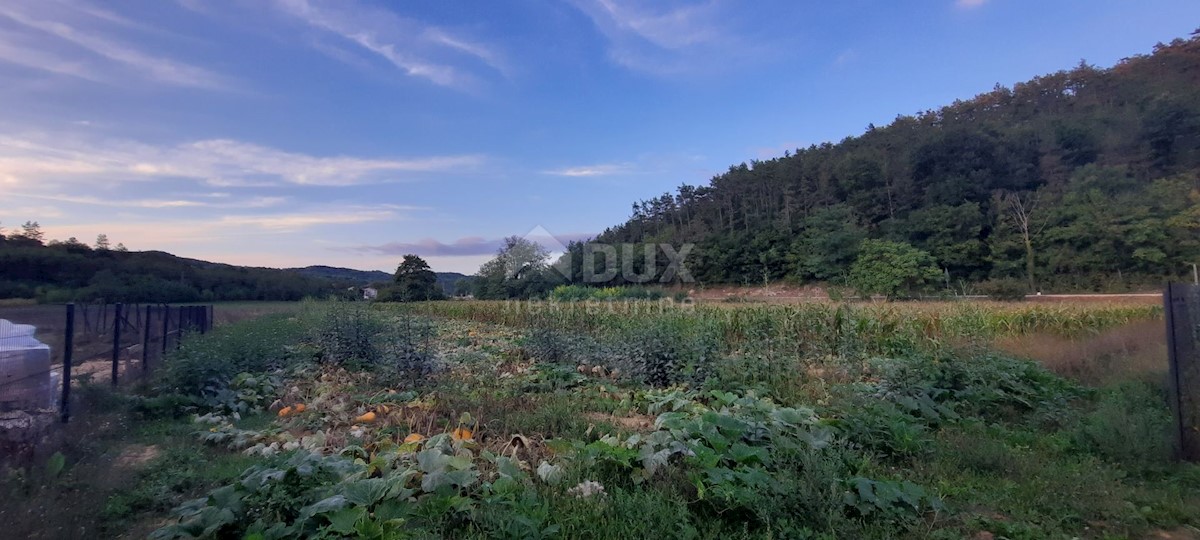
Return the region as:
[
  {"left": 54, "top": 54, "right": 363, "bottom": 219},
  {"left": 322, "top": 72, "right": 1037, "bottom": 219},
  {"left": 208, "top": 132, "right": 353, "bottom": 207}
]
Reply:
[{"left": 2, "top": 298, "right": 1197, "bottom": 539}]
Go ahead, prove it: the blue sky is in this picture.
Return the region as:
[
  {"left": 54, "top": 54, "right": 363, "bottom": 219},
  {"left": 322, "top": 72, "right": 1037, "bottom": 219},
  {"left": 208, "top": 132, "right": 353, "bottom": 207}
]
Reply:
[{"left": 1, "top": 0, "right": 1197, "bottom": 273}]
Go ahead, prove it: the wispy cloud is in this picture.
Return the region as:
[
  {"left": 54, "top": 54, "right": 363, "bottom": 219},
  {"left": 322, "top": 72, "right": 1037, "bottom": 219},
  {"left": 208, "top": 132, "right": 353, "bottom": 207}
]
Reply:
[
  {"left": 30, "top": 207, "right": 404, "bottom": 251},
  {"left": 571, "top": 0, "right": 758, "bottom": 75},
  {"left": 8, "top": 192, "right": 289, "bottom": 210},
  {"left": 347, "top": 236, "right": 503, "bottom": 257},
  {"left": 0, "top": 0, "right": 230, "bottom": 89},
  {"left": 542, "top": 163, "right": 635, "bottom": 177},
  {"left": 0, "top": 132, "right": 485, "bottom": 188},
  {"left": 218, "top": 210, "right": 397, "bottom": 232},
  {"left": 344, "top": 231, "right": 595, "bottom": 257},
  {"left": 270, "top": 0, "right": 506, "bottom": 89}
]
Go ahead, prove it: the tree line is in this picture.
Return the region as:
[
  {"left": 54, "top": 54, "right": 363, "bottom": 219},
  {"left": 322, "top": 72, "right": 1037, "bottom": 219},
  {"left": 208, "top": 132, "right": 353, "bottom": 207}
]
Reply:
[
  {"left": 0, "top": 221, "right": 350, "bottom": 303},
  {"left": 583, "top": 32, "right": 1200, "bottom": 293}
]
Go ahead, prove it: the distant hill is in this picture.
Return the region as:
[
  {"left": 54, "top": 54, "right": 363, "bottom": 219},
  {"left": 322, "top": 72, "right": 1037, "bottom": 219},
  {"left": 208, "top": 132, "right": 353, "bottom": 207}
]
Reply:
[
  {"left": 291, "top": 266, "right": 470, "bottom": 295},
  {"left": 289, "top": 265, "right": 391, "bottom": 285},
  {"left": 0, "top": 240, "right": 350, "bottom": 303}
]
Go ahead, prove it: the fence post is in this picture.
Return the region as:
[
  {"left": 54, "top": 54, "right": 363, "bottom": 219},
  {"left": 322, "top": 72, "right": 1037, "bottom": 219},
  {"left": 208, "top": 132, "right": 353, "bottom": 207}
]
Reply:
[
  {"left": 61, "top": 303, "right": 75, "bottom": 423},
  {"left": 199, "top": 305, "right": 207, "bottom": 335},
  {"left": 111, "top": 302, "right": 123, "bottom": 387},
  {"left": 161, "top": 304, "right": 170, "bottom": 355},
  {"left": 176, "top": 305, "right": 185, "bottom": 349},
  {"left": 1165, "top": 283, "right": 1200, "bottom": 461},
  {"left": 142, "top": 304, "right": 152, "bottom": 375}
]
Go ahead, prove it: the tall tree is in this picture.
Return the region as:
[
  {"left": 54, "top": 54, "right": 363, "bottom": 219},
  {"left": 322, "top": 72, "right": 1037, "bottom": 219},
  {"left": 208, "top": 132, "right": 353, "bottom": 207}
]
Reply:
[
  {"left": 391, "top": 254, "right": 442, "bottom": 301},
  {"left": 473, "top": 236, "right": 553, "bottom": 299}
]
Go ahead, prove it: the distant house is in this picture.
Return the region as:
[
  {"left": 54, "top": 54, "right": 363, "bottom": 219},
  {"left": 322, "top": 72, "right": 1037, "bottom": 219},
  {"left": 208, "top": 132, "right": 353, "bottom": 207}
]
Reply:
[{"left": 362, "top": 287, "right": 378, "bottom": 300}]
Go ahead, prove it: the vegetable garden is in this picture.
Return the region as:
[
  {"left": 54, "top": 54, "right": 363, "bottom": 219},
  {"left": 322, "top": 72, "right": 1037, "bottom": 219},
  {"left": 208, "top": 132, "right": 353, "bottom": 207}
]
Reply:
[{"left": 3, "top": 299, "right": 1197, "bottom": 539}]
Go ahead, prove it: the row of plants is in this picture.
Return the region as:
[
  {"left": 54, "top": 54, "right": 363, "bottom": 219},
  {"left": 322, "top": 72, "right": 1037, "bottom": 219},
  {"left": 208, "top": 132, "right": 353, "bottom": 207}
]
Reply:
[
  {"left": 110, "top": 299, "right": 1194, "bottom": 539},
  {"left": 548, "top": 284, "right": 679, "bottom": 302}
]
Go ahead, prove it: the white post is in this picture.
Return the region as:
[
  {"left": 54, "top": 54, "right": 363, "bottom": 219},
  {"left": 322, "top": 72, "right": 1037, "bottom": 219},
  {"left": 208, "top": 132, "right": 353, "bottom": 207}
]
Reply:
[{"left": 1193, "top": 263, "right": 1198, "bottom": 285}]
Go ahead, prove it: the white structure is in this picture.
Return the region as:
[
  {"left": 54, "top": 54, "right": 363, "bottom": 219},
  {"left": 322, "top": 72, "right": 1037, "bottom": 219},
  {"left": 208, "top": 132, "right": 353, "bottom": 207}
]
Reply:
[
  {"left": 0, "top": 319, "right": 54, "bottom": 411},
  {"left": 362, "top": 287, "right": 379, "bottom": 300}
]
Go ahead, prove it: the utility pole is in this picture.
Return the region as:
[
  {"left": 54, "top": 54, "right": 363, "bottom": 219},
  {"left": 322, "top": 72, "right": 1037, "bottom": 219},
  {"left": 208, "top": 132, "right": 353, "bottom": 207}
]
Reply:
[{"left": 1193, "top": 263, "right": 1198, "bottom": 285}]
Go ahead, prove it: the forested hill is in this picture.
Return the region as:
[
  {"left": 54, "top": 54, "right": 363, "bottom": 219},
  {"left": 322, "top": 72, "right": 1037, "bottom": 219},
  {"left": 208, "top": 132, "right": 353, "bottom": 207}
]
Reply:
[
  {"left": 593, "top": 32, "right": 1200, "bottom": 291},
  {"left": 291, "top": 266, "right": 469, "bottom": 294},
  {"left": 290, "top": 265, "right": 391, "bottom": 284},
  {"left": 0, "top": 239, "right": 353, "bottom": 303}
]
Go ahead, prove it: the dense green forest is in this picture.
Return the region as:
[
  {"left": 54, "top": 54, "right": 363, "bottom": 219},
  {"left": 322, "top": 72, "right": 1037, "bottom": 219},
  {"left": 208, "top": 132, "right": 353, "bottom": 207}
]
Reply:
[
  {"left": 0, "top": 224, "right": 349, "bottom": 303},
  {"left": 575, "top": 32, "right": 1200, "bottom": 292}
]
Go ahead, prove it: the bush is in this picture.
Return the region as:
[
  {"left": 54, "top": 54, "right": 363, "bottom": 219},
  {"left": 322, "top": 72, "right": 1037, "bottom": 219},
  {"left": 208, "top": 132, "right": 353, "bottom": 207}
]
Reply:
[
  {"left": 848, "top": 240, "right": 942, "bottom": 300},
  {"left": 614, "top": 317, "right": 720, "bottom": 387},
  {"left": 978, "top": 278, "right": 1029, "bottom": 301},
  {"left": 549, "top": 284, "right": 593, "bottom": 302},
  {"left": 1072, "top": 382, "right": 1175, "bottom": 471},
  {"left": 549, "top": 284, "right": 667, "bottom": 302},
  {"left": 160, "top": 314, "right": 309, "bottom": 397},
  {"left": 521, "top": 326, "right": 582, "bottom": 365},
  {"left": 378, "top": 314, "right": 437, "bottom": 388},
  {"left": 313, "top": 303, "right": 389, "bottom": 365}
]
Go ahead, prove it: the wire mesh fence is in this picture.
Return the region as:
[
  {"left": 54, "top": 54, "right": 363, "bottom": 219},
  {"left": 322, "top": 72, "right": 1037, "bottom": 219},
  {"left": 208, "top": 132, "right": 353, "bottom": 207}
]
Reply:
[{"left": 0, "top": 303, "right": 213, "bottom": 423}]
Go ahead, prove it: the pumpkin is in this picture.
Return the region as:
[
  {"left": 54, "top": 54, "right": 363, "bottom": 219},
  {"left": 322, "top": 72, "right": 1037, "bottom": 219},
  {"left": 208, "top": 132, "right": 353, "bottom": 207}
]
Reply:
[
  {"left": 354, "top": 411, "right": 377, "bottom": 423},
  {"left": 277, "top": 406, "right": 294, "bottom": 417},
  {"left": 293, "top": 403, "right": 306, "bottom": 413},
  {"left": 451, "top": 427, "right": 473, "bottom": 441},
  {"left": 403, "top": 433, "right": 424, "bottom": 444}
]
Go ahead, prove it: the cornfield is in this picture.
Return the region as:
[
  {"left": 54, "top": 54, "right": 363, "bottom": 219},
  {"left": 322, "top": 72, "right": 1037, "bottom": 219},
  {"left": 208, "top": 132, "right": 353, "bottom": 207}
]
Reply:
[{"left": 386, "top": 300, "right": 1162, "bottom": 358}]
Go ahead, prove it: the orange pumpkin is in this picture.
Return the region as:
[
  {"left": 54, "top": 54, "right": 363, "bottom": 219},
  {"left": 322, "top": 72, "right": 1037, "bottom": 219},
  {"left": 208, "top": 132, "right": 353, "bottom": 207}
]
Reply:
[
  {"left": 293, "top": 403, "right": 306, "bottom": 413},
  {"left": 277, "top": 406, "right": 294, "bottom": 417},
  {"left": 451, "top": 427, "right": 473, "bottom": 441},
  {"left": 354, "top": 411, "right": 377, "bottom": 423},
  {"left": 403, "top": 433, "right": 424, "bottom": 444}
]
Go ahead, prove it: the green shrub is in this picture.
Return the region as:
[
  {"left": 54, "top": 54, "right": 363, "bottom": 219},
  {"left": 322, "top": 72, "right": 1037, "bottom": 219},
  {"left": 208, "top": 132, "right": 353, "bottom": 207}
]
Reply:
[
  {"left": 614, "top": 317, "right": 720, "bottom": 387},
  {"left": 160, "top": 314, "right": 309, "bottom": 397},
  {"left": 313, "top": 303, "right": 388, "bottom": 365},
  {"left": 549, "top": 284, "right": 667, "bottom": 302},
  {"left": 521, "top": 326, "right": 583, "bottom": 365},
  {"left": 377, "top": 314, "right": 438, "bottom": 388},
  {"left": 549, "top": 284, "right": 593, "bottom": 302},
  {"left": 1072, "top": 382, "right": 1175, "bottom": 472}
]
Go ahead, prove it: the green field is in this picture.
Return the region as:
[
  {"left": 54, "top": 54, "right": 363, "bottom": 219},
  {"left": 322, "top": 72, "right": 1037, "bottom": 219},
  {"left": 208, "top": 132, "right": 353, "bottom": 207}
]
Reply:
[{"left": 3, "top": 299, "right": 1197, "bottom": 539}]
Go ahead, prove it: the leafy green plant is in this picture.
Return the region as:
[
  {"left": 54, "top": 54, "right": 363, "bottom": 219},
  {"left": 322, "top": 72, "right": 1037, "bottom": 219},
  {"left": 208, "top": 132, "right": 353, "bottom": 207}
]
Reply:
[
  {"left": 848, "top": 240, "right": 943, "bottom": 300},
  {"left": 160, "top": 313, "right": 308, "bottom": 397},
  {"left": 1072, "top": 382, "right": 1175, "bottom": 471}
]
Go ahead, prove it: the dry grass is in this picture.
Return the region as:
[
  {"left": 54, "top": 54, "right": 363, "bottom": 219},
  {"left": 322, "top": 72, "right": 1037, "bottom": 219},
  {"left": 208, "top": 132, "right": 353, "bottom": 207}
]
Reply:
[{"left": 992, "top": 319, "right": 1168, "bottom": 386}]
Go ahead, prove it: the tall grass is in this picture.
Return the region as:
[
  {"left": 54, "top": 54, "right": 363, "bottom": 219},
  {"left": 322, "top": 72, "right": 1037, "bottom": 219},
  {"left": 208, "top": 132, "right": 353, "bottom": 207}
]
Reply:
[{"left": 390, "top": 300, "right": 1161, "bottom": 359}]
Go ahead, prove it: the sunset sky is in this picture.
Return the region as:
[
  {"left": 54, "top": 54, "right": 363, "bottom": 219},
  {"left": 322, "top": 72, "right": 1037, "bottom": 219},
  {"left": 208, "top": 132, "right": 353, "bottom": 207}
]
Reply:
[{"left": 2, "top": 0, "right": 1198, "bottom": 273}]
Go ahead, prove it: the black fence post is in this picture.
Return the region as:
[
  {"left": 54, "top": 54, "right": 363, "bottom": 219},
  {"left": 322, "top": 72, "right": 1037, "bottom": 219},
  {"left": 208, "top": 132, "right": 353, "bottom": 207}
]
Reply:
[
  {"left": 61, "top": 303, "right": 75, "bottom": 423},
  {"left": 111, "top": 302, "right": 123, "bottom": 387},
  {"left": 1165, "top": 283, "right": 1200, "bottom": 462},
  {"left": 176, "top": 305, "right": 185, "bottom": 349},
  {"left": 160, "top": 304, "right": 169, "bottom": 355},
  {"left": 142, "top": 304, "right": 152, "bottom": 375}
]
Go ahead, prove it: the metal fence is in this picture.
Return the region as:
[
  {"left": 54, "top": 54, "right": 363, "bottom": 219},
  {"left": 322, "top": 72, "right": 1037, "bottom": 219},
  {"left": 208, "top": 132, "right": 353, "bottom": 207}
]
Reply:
[
  {"left": 0, "top": 303, "right": 213, "bottom": 423},
  {"left": 1165, "top": 283, "right": 1200, "bottom": 462}
]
